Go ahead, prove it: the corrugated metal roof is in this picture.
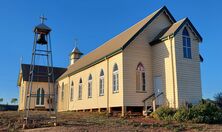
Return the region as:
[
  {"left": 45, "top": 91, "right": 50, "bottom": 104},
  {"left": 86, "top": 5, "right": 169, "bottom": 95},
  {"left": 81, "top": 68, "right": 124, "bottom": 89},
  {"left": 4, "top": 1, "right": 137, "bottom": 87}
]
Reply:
[
  {"left": 150, "top": 18, "right": 202, "bottom": 45},
  {"left": 58, "top": 6, "right": 176, "bottom": 80},
  {"left": 18, "top": 64, "right": 66, "bottom": 86}
]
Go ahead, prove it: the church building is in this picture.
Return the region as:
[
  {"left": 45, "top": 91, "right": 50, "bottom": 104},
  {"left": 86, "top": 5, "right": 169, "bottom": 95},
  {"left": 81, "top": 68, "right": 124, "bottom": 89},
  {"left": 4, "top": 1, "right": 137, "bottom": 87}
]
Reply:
[
  {"left": 56, "top": 6, "right": 203, "bottom": 116},
  {"left": 18, "top": 6, "right": 203, "bottom": 116}
]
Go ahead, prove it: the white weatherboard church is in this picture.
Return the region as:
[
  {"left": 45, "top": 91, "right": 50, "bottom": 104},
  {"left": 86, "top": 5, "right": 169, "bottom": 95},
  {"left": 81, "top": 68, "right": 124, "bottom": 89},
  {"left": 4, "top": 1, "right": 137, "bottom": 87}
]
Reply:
[{"left": 18, "top": 6, "right": 203, "bottom": 116}]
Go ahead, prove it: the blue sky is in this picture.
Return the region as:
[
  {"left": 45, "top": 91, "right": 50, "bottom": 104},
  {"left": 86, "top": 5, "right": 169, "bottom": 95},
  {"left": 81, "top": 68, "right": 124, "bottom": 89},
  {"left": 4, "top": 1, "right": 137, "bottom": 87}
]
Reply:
[{"left": 0, "top": 0, "right": 221, "bottom": 104}]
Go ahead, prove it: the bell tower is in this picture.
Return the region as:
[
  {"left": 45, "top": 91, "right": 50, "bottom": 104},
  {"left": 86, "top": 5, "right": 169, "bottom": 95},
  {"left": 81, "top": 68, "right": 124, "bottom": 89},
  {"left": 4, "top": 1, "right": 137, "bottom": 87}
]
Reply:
[
  {"left": 24, "top": 15, "right": 57, "bottom": 126},
  {"left": 70, "top": 40, "right": 83, "bottom": 65}
]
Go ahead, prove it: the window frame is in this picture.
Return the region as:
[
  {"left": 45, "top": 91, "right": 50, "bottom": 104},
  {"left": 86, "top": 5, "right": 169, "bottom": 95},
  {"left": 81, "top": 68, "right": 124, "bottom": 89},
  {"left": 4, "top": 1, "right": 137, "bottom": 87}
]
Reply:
[
  {"left": 36, "top": 88, "right": 45, "bottom": 106},
  {"left": 113, "top": 64, "right": 119, "bottom": 93},
  {"left": 70, "top": 81, "right": 74, "bottom": 101},
  {"left": 136, "top": 63, "right": 146, "bottom": 92},
  {"left": 61, "top": 83, "right": 64, "bottom": 101},
  {"left": 78, "top": 78, "right": 83, "bottom": 100},
  {"left": 182, "top": 28, "right": 192, "bottom": 59},
  {"left": 88, "top": 74, "right": 92, "bottom": 98},
  {"left": 99, "top": 69, "right": 105, "bottom": 96}
]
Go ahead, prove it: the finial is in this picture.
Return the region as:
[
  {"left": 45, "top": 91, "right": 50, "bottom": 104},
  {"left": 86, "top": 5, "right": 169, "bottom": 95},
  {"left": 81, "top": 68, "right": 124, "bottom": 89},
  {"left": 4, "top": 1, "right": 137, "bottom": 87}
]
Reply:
[
  {"left": 40, "top": 14, "right": 47, "bottom": 24},
  {"left": 20, "top": 56, "right": 23, "bottom": 65},
  {"left": 74, "top": 38, "right": 78, "bottom": 48}
]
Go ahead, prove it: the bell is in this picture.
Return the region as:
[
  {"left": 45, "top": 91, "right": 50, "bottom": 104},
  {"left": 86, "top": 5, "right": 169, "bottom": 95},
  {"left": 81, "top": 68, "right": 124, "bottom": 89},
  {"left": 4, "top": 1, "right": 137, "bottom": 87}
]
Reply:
[{"left": 36, "top": 34, "right": 47, "bottom": 44}]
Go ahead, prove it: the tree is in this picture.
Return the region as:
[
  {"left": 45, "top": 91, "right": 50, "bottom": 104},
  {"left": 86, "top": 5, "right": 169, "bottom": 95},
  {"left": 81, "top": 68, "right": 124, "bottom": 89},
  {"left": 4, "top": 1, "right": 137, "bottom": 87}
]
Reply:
[
  {"left": 214, "top": 92, "right": 222, "bottom": 108},
  {"left": 0, "top": 98, "right": 3, "bottom": 104},
  {"left": 11, "top": 98, "right": 18, "bottom": 105}
]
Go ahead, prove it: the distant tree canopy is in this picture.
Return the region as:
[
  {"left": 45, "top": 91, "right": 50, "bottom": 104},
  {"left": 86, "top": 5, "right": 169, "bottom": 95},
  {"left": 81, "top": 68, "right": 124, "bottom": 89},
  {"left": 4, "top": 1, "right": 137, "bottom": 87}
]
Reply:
[
  {"left": 214, "top": 92, "right": 222, "bottom": 108},
  {"left": 11, "top": 98, "right": 18, "bottom": 105},
  {"left": 0, "top": 98, "right": 3, "bottom": 103}
]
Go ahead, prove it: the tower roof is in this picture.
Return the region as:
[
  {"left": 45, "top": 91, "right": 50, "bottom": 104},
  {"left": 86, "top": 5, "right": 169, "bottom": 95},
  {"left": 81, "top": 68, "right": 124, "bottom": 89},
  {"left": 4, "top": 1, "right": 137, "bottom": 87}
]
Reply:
[
  {"left": 34, "top": 23, "right": 51, "bottom": 34},
  {"left": 71, "top": 47, "right": 83, "bottom": 55},
  {"left": 34, "top": 15, "right": 51, "bottom": 34}
]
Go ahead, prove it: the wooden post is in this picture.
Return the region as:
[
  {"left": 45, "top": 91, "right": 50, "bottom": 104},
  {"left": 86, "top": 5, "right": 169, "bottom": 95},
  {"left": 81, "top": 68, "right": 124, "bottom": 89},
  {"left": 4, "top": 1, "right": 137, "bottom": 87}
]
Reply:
[
  {"left": 108, "top": 107, "right": 111, "bottom": 114},
  {"left": 121, "top": 106, "right": 126, "bottom": 117},
  {"left": 152, "top": 100, "right": 156, "bottom": 112},
  {"left": 98, "top": 108, "right": 101, "bottom": 113}
]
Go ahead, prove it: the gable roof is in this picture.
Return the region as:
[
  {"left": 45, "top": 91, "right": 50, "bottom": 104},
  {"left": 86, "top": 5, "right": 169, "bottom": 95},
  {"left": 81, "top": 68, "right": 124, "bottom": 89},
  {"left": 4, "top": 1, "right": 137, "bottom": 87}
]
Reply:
[
  {"left": 17, "top": 64, "right": 66, "bottom": 86},
  {"left": 58, "top": 6, "right": 176, "bottom": 80},
  {"left": 150, "top": 18, "right": 203, "bottom": 45}
]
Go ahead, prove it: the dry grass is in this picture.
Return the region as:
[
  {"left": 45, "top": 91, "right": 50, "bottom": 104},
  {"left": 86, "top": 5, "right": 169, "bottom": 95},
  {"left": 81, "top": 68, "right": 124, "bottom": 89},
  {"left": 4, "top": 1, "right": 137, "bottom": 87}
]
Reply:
[{"left": 0, "top": 111, "right": 221, "bottom": 131}]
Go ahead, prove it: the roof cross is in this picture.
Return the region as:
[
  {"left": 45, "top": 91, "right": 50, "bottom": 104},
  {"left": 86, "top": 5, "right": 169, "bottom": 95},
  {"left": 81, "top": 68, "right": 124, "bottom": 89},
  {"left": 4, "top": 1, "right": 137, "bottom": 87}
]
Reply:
[
  {"left": 40, "top": 14, "right": 47, "bottom": 24},
  {"left": 74, "top": 38, "right": 78, "bottom": 48}
]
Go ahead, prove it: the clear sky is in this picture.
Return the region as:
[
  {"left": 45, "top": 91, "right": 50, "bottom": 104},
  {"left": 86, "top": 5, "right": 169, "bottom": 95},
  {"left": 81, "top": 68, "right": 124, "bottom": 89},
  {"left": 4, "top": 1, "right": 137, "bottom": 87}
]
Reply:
[{"left": 0, "top": 0, "right": 221, "bottom": 104}]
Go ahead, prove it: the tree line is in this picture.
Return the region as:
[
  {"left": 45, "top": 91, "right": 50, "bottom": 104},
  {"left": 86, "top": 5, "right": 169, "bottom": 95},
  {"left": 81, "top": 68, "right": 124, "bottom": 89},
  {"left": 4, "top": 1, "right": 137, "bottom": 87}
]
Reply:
[{"left": 0, "top": 98, "right": 18, "bottom": 105}]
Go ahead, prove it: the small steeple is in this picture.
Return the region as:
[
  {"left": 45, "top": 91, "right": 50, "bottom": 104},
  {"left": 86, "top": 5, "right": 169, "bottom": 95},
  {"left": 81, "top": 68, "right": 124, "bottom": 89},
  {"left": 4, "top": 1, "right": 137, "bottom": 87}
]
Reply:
[{"left": 70, "top": 39, "right": 83, "bottom": 65}]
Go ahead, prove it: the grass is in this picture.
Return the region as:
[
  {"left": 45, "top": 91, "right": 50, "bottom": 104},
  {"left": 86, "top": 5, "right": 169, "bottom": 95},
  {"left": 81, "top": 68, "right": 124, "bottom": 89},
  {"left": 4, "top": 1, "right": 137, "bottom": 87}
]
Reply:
[{"left": 0, "top": 111, "right": 222, "bottom": 131}]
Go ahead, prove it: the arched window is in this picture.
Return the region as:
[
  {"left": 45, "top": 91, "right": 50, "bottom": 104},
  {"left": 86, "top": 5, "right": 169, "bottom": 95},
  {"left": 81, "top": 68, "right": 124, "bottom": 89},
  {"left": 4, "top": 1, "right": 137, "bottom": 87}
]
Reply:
[
  {"left": 99, "top": 69, "right": 104, "bottom": 96},
  {"left": 70, "top": 81, "right": 74, "bottom": 101},
  {"left": 182, "top": 28, "right": 192, "bottom": 59},
  {"left": 61, "top": 83, "right": 64, "bottom": 101},
  {"left": 78, "top": 78, "right": 82, "bottom": 100},
  {"left": 136, "top": 63, "right": 146, "bottom": 92},
  {"left": 88, "top": 74, "right": 92, "bottom": 98},
  {"left": 113, "top": 63, "right": 119, "bottom": 93},
  {"left": 36, "top": 88, "right": 44, "bottom": 106}
]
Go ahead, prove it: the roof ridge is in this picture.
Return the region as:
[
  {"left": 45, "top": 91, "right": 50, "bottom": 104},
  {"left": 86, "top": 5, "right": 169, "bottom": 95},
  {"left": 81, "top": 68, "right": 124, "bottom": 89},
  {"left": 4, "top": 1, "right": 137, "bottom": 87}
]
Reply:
[
  {"left": 59, "top": 6, "right": 173, "bottom": 80},
  {"left": 69, "top": 6, "right": 165, "bottom": 62}
]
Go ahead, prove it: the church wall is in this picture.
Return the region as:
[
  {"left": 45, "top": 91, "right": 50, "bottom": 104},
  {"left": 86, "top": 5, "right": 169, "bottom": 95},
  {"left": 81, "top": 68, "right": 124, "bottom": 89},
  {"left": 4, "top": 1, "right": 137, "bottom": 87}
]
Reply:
[
  {"left": 123, "top": 11, "right": 173, "bottom": 106},
  {"left": 151, "top": 38, "right": 178, "bottom": 108},
  {"left": 18, "top": 79, "right": 26, "bottom": 110},
  {"left": 18, "top": 81, "right": 54, "bottom": 110},
  {"left": 58, "top": 78, "right": 69, "bottom": 111},
  {"left": 174, "top": 25, "right": 202, "bottom": 107},
  {"left": 58, "top": 52, "right": 123, "bottom": 111}
]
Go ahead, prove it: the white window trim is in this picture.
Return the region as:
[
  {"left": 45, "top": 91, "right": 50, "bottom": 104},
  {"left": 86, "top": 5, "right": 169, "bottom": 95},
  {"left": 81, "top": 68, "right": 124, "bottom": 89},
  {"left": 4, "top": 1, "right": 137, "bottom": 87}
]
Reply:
[
  {"left": 183, "top": 35, "right": 192, "bottom": 59},
  {"left": 113, "top": 70, "right": 119, "bottom": 93},
  {"left": 78, "top": 83, "right": 82, "bottom": 100},
  {"left": 99, "top": 76, "right": 104, "bottom": 96},
  {"left": 136, "top": 71, "right": 146, "bottom": 92},
  {"left": 70, "top": 86, "right": 74, "bottom": 101},
  {"left": 88, "top": 80, "right": 92, "bottom": 98},
  {"left": 61, "top": 84, "right": 64, "bottom": 101},
  {"left": 36, "top": 88, "right": 44, "bottom": 106}
]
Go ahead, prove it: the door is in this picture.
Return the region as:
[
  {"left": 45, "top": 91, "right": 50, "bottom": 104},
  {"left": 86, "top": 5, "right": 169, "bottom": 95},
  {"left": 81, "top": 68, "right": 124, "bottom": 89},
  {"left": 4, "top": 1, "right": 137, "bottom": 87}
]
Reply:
[{"left": 154, "top": 76, "right": 163, "bottom": 105}]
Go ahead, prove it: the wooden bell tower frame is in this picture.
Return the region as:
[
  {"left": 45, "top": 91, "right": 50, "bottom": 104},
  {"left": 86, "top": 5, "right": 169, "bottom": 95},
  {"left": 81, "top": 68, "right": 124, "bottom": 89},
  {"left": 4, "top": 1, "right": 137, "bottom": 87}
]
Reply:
[{"left": 24, "top": 15, "right": 57, "bottom": 126}]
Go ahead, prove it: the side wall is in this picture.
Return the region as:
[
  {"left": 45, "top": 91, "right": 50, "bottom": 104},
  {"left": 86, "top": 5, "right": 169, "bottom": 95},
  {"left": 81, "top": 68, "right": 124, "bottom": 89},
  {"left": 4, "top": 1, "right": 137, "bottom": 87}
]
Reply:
[
  {"left": 123, "top": 11, "right": 173, "bottom": 107},
  {"left": 174, "top": 25, "right": 202, "bottom": 107},
  {"left": 19, "top": 81, "right": 54, "bottom": 110},
  {"left": 57, "top": 53, "right": 124, "bottom": 112},
  {"left": 151, "top": 38, "right": 178, "bottom": 108}
]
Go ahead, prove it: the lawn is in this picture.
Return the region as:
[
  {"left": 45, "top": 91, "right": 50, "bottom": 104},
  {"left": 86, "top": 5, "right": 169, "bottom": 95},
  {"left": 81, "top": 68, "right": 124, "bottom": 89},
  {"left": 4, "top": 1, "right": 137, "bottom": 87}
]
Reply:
[{"left": 0, "top": 111, "right": 221, "bottom": 131}]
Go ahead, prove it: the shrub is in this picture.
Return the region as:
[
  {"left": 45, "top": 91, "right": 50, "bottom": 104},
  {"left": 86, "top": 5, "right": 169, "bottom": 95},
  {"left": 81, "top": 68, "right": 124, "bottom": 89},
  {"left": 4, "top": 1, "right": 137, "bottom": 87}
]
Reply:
[
  {"left": 151, "top": 100, "right": 222, "bottom": 124},
  {"left": 151, "top": 107, "right": 176, "bottom": 121},
  {"left": 189, "top": 101, "right": 222, "bottom": 123},
  {"left": 173, "top": 107, "right": 190, "bottom": 122},
  {"left": 214, "top": 92, "right": 222, "bottom": 108}
]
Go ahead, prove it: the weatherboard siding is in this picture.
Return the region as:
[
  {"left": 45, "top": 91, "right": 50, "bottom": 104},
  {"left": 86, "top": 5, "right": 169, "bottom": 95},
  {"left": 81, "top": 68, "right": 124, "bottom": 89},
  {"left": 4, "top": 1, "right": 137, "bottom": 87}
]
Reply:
[
  {"left": 19, "top": 81, "right": 54, "bottom": 110},
  {"left": 174, "top": 25, "right": 202, "bottom": 107},
  {"left": 123, "top": 11, "right": 173, "bottom": 106},
  {"left": 57, "top": 53, "right": 123, "bottom": 111},
  {"left": 152, "top": 38, "right": 178, "bottom": 108}
]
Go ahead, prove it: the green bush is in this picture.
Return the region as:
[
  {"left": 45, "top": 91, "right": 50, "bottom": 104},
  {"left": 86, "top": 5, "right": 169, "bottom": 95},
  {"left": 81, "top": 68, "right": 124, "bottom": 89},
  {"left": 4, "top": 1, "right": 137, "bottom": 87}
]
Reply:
[
  {"left": 151, "top": 107, "right": 176, "bottom": 121},
  {"left": 189, "top": 101, "right": 222, "bottom": 123},
  {"left": 151, "top": 100, "right": 222, "bottom": 124},
  {"left": 173, "top": 107, "right": 190, "bottom": 122}
]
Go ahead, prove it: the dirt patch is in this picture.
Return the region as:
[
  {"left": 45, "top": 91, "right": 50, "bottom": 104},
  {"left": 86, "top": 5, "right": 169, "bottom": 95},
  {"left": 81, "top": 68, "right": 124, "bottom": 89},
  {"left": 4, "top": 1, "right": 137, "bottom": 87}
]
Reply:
[{"left": 0, "top": 111, "right": 221, "bottom": 131}]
